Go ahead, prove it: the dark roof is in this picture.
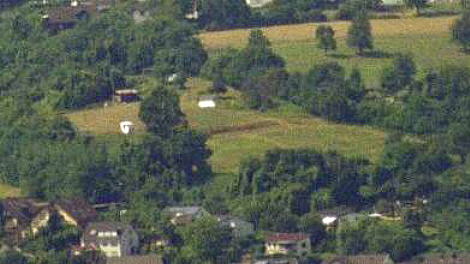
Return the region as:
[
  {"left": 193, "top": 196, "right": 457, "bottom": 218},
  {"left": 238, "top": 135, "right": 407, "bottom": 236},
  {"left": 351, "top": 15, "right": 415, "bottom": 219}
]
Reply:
[
  {"left": 83, "top": 222, "right": 133, "bottom": 246},
  {"left": 54, "top": 198, "right": 98, "bottom": 228},
  {"left": 323, "top": 255, "right": 391, "bottom": 264},
  {"left": 106, "top": 255, "right": 164, "bottom": 264},
  {"left": 1, "top": 198, "right": 49, "bottom": 224},
  {"left": 402, "top": 254, "right": 470, "bottom": 264},
  {"left": 266, "top": 233, "right": 309, "bottom": 242},
  {"left": 46, "top": 4, "right": 95, "bottom": 24}
]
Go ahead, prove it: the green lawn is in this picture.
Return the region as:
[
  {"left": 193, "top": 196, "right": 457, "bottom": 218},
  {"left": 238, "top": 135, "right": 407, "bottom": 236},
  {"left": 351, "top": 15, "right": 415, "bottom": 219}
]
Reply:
[
  {"left": 67, "top": 16, "right": 470, "bottom": 179},
  {"left": 68, "top": 78, "right": 386, "bottom": 175},
  {"left": 0, "top": 183, "right": 21, "bottom": 198}
]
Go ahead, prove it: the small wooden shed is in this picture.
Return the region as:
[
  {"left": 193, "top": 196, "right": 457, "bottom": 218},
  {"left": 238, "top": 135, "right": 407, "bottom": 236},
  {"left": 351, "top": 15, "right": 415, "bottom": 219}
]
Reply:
[{"left": 114, "top": 89, "right": 139, "bottom": 103}]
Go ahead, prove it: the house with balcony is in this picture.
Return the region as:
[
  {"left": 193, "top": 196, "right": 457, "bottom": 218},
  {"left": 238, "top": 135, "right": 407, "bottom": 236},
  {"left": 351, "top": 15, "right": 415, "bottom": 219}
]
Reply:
[{"left": 79, "top": 222, "right": 139, "bottom": 258}]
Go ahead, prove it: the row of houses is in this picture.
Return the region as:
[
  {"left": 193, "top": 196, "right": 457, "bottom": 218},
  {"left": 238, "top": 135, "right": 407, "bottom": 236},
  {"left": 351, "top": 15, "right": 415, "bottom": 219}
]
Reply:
[
  {"left": 164, "top": 206, "right": 309, "bottom": 258},
  {"left": 4, "top": 199, "right": 459, "bottom": 264},
  {"left": 253, "top": 254, "right": 470, "bottom": 264},
  {"left": 0, "top": 197, "right": 162, "bottom": 264}
]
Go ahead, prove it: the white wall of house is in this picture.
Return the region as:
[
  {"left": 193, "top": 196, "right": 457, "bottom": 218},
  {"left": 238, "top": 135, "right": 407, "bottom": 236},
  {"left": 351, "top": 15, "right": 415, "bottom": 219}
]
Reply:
[{"left": 100, "top": 243, "right": 121, "bottom": 258}]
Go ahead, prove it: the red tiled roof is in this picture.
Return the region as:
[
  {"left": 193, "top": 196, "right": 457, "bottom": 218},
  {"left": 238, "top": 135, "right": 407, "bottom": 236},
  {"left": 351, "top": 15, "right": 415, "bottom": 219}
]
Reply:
[
  {"left": 266, "top": 233, "right": 309, "bottom": 242},
  {"left": 47, "top": 5, "right": 96, "bottom": 24}
]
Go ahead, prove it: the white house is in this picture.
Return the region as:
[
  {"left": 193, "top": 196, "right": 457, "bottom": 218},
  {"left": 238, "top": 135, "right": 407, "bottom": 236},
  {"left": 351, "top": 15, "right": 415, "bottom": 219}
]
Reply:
[
  {"left": 265, "top": 233, "right": 311, "bottom": 257},
  {"left": 81, "top": 222, "right": 139, "bottom": 258},
  {"left": 198, "top": 95, "right": 216, "bottom": 109}
]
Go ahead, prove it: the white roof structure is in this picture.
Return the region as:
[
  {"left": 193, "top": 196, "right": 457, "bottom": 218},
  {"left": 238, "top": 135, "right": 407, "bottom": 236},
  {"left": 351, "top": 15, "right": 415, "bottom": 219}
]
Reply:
[
  {"left": 167, "top": 73, "right": 178, "bottom": 83},
  {"left": 322, "top": 216, "right": 338, "bottom": 226},
  {"left": 245, "top": 0, "right": 273, "bottom": 8},
  {"left": 119, "top": 121, "right": 135, "bottom": 135},
  {"left": 198, "top": 95, "right": 216, "bottom": 108},
  {"left": 369, "top": 213, "right": 383, "bottom": 218}
]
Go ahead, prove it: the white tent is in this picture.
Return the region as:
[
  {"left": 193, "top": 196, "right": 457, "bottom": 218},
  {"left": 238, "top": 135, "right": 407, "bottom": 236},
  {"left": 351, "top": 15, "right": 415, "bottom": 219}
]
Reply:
[
  {"left": 198, "top": 95, "right": 216, "bottom": 108},
  {"left": 119, "top": 121, "right": 135, "bottom": 135},
  {"left": 322, "top": 216, "right": 338, "bottom": 226},
  {"left": 198, "top": 100, "right": 216, "bottom": 108}
]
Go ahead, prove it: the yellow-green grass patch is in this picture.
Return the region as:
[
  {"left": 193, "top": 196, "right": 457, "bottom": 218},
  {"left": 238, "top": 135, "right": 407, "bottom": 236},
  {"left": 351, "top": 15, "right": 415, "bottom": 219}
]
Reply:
[
  {"left": 0, "top": 183, "right": 22, "bottom": 199},
  {"left": 68, "top": 78, "right": 386, "bottom": 175},
  {"left": 199, "top": 16, "right": 469, "bottom": 85}
]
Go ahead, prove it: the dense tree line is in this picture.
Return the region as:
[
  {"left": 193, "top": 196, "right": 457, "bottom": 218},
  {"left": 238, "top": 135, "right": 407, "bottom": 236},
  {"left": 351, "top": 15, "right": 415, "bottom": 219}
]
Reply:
[
  {"left": 1, "top": 1, "right": 470, "bottom": 263},
  {"left": 0, "top": 5, "right": 207, "bottom": 109}
]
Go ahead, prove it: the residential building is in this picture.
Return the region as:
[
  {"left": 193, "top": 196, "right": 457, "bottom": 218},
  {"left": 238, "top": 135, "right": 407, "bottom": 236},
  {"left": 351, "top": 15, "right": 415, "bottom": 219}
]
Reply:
[
  {"left": 81, "top": 222, "right": 139, "bottom": 258},
  {"left": 106, "top": 254, "right": 164, "bottom": 264},
  {"left": 141, "top": 234, "right": 170, "bottom": 252},
  {"left": 54, "top": 197, "right": 98, "bottom": 228},
  {"left": 265, "top": 233, "right": 311, "bottom": 257},
  {"left": 322, "top": 254, "right": 395, "bottom": 264},
  {"left": 1, "top": 198, "right": 51, "bottom": 244},
  {"left": 401, "top": 253, "right": 470, "bottom": 264},
  {"left": 254, "top": 258, "right": 298, "bottom": 264},
  {"left": 44, "top": 4, "right": 96, "bottom": 32},
  {"left": 216, "top": 215, "right": 254, "bottom": 238},
  {"left": 164, "top": 206, "right": 210, "bottom": 225}
]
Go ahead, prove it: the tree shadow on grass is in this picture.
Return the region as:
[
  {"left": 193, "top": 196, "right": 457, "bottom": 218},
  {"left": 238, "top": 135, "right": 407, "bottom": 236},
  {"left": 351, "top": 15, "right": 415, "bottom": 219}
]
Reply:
[
  {"left": 328, "top": 53, "right": 353, "bottom": 59},
  {"left": 361, "top": 50, "right": 394, "bottom": 59}
]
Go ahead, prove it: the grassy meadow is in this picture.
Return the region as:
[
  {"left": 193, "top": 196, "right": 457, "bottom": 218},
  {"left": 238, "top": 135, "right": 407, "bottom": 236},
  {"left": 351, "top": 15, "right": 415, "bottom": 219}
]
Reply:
[
  {"left": 67, "top": 16, "right": 470, "bottom": 181},
  {"left": 67, "top": 78, "right": 386, "bottom": 175},
  {"left": 199, "top": 16, "right": 468, "bottom": 86},
  {"left": 0, "top": 183, "right": 21, "bottom": 198}
]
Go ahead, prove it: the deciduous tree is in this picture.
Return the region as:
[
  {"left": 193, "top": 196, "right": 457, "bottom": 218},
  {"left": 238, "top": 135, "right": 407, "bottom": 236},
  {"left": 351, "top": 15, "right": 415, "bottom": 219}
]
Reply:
[
  {"left": 452, "top": 11, "right": 470, "bottom": 53},
  {"left": 139, "top": 85, "right": 186, "bottom": 137},
  {"left": 347, "top": 10, "right": 373, "bottom": 55},
  {"left": 315, "top": 25, "right": 336, "bottom": 54}
]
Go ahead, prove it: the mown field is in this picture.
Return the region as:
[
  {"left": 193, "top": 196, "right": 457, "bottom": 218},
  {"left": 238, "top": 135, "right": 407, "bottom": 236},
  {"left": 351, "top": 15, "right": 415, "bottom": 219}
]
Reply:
[
  {"left": 67, "top": 78, "right": 386, "bottom": 175},
  {"left": 199, "top": 16, "right": 468, "bottom": 86},
  {"left": 68, "top": 16, "right": 468, "bottom": 178},
  {"left": 0, "top": 183, "right": 21, "bottom": 198}
]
